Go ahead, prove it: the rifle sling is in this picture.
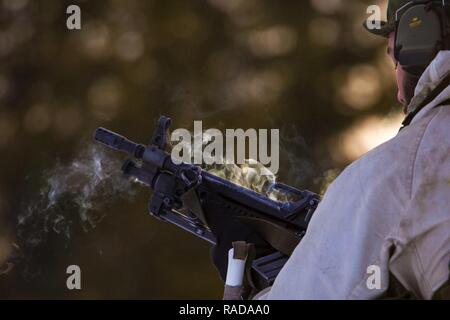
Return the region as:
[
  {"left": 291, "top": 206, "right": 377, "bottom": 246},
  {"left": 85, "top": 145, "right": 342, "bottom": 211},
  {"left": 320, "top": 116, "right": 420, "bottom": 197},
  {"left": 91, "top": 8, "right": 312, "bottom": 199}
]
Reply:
[{"left": 402, "top": 71, "right": 450, "bottom": 128}]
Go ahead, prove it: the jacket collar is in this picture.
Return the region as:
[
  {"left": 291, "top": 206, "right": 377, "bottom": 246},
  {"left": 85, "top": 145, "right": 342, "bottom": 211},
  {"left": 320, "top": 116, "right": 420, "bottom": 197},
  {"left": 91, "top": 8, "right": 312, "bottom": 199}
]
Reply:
[{"left": 406, "top": 51, "right": 450, "bottom": 124}]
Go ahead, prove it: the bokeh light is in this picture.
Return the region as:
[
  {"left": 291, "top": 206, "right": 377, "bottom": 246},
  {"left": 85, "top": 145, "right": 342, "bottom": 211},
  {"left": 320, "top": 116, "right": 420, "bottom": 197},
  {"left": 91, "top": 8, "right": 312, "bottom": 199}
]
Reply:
[
  {"left": 0, "top": 0, "right": 401, "bottom": 299},
  {"left": 330, "top": 111, "right": 404, "bottom": 163},
  {"left": 338, "top": 64, "right": 382, "bottom": 111}
]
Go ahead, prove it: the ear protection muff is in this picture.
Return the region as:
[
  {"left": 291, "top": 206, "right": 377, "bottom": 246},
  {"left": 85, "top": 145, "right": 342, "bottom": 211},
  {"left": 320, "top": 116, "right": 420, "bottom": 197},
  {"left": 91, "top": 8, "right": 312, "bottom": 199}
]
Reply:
[{"left": 395, "top": 0, "right": 450, "bottom": 75}]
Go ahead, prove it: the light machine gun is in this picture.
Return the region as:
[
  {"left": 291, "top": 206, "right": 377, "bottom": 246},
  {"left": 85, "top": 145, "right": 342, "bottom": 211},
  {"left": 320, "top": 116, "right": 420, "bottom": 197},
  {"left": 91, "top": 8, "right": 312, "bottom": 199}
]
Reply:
[{"left": 94, "top": 116, "right": 320, "bottom": 289}]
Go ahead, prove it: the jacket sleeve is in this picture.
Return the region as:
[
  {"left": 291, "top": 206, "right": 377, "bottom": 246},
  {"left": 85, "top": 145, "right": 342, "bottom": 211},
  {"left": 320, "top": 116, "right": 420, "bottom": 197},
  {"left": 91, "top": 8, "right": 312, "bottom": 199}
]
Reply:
[{"left": 389, "top": 107, "right": 450, "bottom": 299}]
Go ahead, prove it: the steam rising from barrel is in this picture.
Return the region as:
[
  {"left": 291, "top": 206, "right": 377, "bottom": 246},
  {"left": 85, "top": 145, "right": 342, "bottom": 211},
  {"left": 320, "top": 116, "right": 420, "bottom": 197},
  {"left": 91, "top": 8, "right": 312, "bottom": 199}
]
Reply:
[{"left": 10, "top": 144, "right": 135, "bottom": 279}]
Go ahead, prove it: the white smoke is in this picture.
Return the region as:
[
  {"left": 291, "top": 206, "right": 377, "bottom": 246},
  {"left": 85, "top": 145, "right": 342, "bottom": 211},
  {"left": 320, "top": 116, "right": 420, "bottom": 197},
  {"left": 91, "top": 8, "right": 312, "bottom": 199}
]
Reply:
[{"left": 13, "top": 143, "right": 135, "bottom": 278}]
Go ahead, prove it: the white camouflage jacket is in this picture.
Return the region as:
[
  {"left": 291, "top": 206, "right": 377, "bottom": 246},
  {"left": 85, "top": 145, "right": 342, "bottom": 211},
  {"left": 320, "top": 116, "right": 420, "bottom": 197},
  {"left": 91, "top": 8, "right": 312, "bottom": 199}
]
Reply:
[{"left": 257, "top": 51, "right": 450, "bottom": 300}]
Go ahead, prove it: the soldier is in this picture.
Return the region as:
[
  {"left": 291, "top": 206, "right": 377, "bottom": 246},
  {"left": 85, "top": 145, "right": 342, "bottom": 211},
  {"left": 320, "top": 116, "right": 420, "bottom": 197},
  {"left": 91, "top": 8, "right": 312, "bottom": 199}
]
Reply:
[{"left": 252, "top": 0, "right": 450, "bottom": 299}]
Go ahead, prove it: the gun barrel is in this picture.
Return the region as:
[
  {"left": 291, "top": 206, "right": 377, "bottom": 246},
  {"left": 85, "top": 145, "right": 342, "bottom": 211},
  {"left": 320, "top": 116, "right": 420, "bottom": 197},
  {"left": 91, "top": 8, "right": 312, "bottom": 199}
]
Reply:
[{"left": 94, "top": 127, "right": 146, "bottom": 158}]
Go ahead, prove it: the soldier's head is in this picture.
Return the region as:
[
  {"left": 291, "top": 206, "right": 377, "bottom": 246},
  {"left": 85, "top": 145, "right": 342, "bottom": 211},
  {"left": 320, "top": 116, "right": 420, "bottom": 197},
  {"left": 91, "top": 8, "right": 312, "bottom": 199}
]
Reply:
[{"left": 365, "top": 0, "right": 450, "bottom": 107}]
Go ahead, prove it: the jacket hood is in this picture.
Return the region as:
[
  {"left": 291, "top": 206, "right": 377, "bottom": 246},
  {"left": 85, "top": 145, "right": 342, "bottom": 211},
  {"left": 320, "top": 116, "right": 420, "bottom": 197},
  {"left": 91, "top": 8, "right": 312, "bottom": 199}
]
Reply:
[{"left": 407, "top": 51, "right": 450, "bottom": 122}]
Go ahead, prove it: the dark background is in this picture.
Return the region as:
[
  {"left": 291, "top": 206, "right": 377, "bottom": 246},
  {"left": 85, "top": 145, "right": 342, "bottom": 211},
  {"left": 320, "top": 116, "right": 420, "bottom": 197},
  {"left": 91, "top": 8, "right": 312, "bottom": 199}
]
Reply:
[{"left": 0, "top": 0, "right": 401, "bottom": 299}]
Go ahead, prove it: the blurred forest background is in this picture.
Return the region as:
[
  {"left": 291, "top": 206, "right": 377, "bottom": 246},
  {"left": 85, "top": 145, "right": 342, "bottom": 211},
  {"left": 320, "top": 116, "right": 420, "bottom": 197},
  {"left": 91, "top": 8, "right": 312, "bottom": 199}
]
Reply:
[{"left": 0, "top": 0, "right": 402, "bottom": 299}]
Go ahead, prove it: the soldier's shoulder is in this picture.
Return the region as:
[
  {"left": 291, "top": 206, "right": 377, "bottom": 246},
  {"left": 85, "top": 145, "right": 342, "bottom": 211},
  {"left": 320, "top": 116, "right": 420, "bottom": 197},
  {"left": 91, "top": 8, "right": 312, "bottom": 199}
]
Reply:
[{"left": 335, "top": 108, "right": 442, "bottom": 199}]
